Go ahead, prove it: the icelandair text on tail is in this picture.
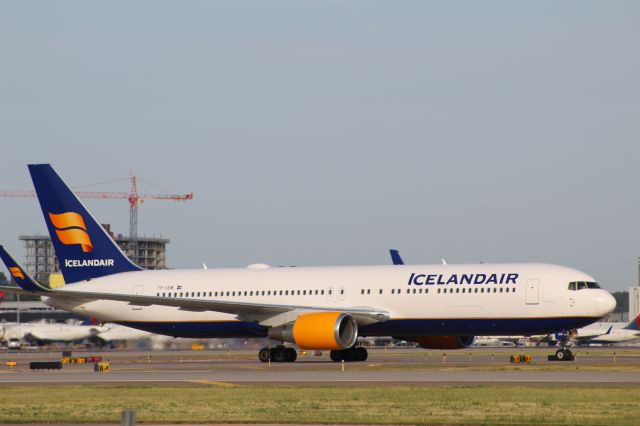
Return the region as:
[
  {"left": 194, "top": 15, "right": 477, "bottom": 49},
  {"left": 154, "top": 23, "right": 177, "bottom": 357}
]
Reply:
[{"left": 65, "top": 259, "right": 115, "bottom": 267}]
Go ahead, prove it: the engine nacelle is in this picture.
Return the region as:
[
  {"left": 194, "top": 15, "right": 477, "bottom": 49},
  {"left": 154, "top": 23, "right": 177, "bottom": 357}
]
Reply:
[
  {"left": 414, "top": 336, "right": 475, "bottom": 349},
  {"left": 268, "top": 312, "right": 358, "bottom": 350}
]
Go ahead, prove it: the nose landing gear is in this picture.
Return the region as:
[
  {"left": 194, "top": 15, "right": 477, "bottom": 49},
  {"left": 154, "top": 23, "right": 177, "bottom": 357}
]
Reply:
[{"left": 548, "top": 330, "right": 575, "bottom": 361}]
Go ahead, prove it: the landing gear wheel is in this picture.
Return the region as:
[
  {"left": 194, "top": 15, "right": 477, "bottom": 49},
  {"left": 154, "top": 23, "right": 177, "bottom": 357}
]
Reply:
[
  {"left": 285, "top": 347, "right": 297, "bottom": 362},
  {"left": 258, "top": 347, "right": 271, "bottom": 363},
  {"left": 271, "top": 346, "right": 287, "bottom": 363},
  {"left": 356, "top": 347, "right": 368, "bottom": 362},
  {"left": 330, "top": 347, "right": 368, "bottom": 362},
  {"left": 555, "top": 349, "right": 566, "bottom": 360}
]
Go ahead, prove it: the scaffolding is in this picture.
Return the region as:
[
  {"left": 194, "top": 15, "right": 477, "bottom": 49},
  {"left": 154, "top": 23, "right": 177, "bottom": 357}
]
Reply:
[{"left": 19, "top": 225, "right": 169, "bottom": 285}]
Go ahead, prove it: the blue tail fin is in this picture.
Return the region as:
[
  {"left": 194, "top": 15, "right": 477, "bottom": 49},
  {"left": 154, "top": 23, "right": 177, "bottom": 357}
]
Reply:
[
  {"left": 28, "top": 164, "right": 141, "bottom": 283},
  {"left": 389, "top": 249, "right": 404, "bottom": 265},
  {"left": 0, "top": 245, "right": 49, "bottom": 292}
]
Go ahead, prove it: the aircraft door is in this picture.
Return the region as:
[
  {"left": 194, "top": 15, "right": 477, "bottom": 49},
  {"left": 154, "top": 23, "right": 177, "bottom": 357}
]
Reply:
[
  {"left": 526, "top": 279, "right": 540, "bottom": 305},
  {"left": 131, "top": 285, "right": 144, "bottom": 311}
]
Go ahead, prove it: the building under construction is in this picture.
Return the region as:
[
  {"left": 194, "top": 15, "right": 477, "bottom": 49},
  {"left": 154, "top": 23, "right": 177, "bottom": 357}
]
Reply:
[{"left": 19, "top": 224, "right": 169, "bottom": 285}]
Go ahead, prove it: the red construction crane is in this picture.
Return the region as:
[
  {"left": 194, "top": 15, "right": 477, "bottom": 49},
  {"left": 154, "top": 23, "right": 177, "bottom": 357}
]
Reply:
[{"left": 0, "top": 176, "right": 194, "bottom": 264}]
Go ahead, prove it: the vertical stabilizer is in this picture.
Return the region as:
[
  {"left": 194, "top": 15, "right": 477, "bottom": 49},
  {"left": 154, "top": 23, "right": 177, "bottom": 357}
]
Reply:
[{"left": 28, "top": 164, "right": 141, "bottom": 283}]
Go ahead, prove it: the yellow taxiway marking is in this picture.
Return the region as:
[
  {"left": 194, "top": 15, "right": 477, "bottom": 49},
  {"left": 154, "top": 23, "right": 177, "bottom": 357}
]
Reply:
[{"left": 189, "top": 380, "right": 240, "bottom": 387}]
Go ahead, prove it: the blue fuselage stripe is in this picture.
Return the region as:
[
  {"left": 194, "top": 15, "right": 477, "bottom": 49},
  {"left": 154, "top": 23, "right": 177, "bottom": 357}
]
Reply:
[{"left": 117, "top": 317, "right": 598, "bottom": 339}]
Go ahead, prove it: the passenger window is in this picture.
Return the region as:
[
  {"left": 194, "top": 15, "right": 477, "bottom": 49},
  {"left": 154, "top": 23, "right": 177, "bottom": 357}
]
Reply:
[
  {"left": 425, "top": 289, "right": 428, "bottom": 294},
  {"left": 474, "top": 288, "right": 478, "bottom": 293},
  {"left": 340, "top": 289, "right": 344, "bottom": 295},
  {"left": 285, "top": 290, "right": 289, "bottom": 296},
  {"left": 361, "top": 289, "right": 365, "bottom": 295},
  {"left": 321, "top": 290, "right": 325, "bottom": 295},
  {"left": 419, "top": 289, "right": 422, "bottom": 294},
  {"left": 367, "top": 289, "right": 371, "bottom": 295},
  {"left": 499, "top": 288, "right": 503, "bottom": 293},
  {"left": 379, "top": 289, "right": 383, "bottom": 294},
  {"left": 437, "top": 289, "right": 441, "bottom": 294},
  {"left": 303, "top": 290, "right": 306, "bottom": 295},
  {"left": 297, "top": 290, "right": 301, "bottom": 295},
  {"left": 407, "top": 289, "right": 410, "bottom": 294},
  {"left": 162, "top": 292, "right": 165, "bottom": 297},
  {"left": 481, "top": 288, "right": 484, "bottom": 293},
  {"left": 226, "top": 291, "right": 230, "bottom": 296}
]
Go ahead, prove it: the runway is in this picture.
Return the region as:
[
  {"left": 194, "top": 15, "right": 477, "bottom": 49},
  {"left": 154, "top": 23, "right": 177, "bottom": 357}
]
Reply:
[{"left": 2, "top": 347, "right": 640, "bottom": 386}]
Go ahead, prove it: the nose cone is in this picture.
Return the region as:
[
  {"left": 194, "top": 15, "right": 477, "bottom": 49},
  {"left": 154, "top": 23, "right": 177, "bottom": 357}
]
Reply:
[{"left": 595, "top": 291, "right": 616, "bottom": 317}]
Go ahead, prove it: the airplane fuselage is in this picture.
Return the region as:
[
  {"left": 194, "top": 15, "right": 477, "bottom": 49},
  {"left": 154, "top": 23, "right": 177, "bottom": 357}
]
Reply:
[{"left": 46, "top": 263, "right": 615, "bottom": 339}]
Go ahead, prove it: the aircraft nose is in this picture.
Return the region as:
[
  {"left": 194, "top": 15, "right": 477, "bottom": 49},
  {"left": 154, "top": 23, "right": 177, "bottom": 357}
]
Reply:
[{"left": 595, "top": 291, "right": 616, "bottom": 317}]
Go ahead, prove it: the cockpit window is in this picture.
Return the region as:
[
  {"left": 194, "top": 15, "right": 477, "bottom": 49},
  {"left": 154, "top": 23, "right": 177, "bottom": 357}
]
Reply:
[{"left": 568, "top": 281, "right": 600, "bottom": 290}]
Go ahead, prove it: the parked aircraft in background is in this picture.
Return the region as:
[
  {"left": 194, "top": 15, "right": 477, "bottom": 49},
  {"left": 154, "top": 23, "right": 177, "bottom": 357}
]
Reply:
[
  {"left": 0, "top": 164, "right": 617, "bottom": 363},
  {"left": 0, "top": 320, "right": 103, "bottom": 344},
  {"left": 570, "top": 313, "right": 640, "bottom": 345}
]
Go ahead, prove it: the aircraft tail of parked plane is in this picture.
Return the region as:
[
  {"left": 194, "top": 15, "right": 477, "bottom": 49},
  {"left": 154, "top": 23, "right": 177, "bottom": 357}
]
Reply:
[
  {"left": 0, "top": 245, "right": 49, "bottom": 292},
  {"left": 28, "top": 164, "right": 141, "bottom": 284},
  {"left": 624, "top": 314, "right": 640, "bottom": 331}
]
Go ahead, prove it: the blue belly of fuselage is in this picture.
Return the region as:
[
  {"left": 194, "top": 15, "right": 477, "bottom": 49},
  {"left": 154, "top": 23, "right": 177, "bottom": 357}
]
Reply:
[{"left": 117, "top": 316, "right": 598, "bottom": 339}]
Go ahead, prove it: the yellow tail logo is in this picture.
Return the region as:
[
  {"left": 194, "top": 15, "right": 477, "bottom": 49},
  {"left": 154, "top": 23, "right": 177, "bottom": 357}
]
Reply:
[
  {"left": 9, "top": 267, "right": 24, "bottom": 280},
  {"left": 49, "top": 212, "right": 93, "bottom": 253}
]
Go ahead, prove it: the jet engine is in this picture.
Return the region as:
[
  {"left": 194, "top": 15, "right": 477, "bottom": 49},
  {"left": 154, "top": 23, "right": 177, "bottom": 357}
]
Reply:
[
  {"left": 413, "top": 335, "right": 475, "bottom": 349},
  {"left": 268, "top": 312, "right": 358, "bottom": 350}
]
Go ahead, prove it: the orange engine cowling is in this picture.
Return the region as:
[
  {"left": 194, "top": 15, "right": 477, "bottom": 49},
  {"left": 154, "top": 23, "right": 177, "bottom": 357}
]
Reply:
[
  {"left": 268, "top": 312, "right": 358, "bottom": 350},
  {"left": 414, "top": 336, "right": 475, "bottom": 349}
]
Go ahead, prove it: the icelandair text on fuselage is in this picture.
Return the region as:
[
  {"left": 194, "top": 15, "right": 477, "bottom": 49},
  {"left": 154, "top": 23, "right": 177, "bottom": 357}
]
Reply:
[
  {"left": 65, "top": 259, "right": 114, "bottom": 267},
  {"left": 408, "top": 272, "right": 518, "bottom": 286}
]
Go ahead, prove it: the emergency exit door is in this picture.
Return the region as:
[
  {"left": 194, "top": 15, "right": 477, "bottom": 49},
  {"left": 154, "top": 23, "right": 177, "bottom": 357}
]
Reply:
[{"left": 526, "top": 279, "right": 540, "bottom": 305}]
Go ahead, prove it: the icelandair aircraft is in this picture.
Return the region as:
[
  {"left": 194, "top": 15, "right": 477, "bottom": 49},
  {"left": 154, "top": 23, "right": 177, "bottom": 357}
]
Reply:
[{"left": 0, "top": 164, "right": 616, "bottom": 362}]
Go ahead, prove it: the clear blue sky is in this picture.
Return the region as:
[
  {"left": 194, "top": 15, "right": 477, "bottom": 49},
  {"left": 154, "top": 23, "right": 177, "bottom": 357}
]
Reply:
[{"left": 1, "top": 1, "right": 639, "bottom": 291}]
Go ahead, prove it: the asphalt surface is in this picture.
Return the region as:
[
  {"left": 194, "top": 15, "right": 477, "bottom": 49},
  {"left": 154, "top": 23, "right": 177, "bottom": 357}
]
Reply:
[{"left": 2, "top": 347, "right": 640, "bottom": 386}]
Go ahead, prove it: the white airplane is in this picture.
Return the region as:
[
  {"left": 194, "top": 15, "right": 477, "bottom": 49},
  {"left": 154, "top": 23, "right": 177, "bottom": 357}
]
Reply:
[
  {"left": 96, "top": 323, "right": 153, "bottom": 342},
  {"left": 570, "top": 313, "right": 640, "bottom": 345},
  {"left": 0, "top": 320, "right": 103, "bottom": 343},
  {"left": 0, "top": 164, "right": 616, "bottom": 362}
]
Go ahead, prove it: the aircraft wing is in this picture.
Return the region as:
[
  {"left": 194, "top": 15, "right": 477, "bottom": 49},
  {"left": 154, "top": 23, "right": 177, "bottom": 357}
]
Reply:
[{"left": 0, "top": 285, "right": 389, "bottom": 326}]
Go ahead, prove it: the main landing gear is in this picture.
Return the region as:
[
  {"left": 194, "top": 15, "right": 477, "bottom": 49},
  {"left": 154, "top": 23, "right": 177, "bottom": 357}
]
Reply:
[
  {"left": 258, "top": 345, "right": 297, "bottom": 363},
  {"left": 330, "top": 347, "right": 368, "bottom": 362},
  {"left": 257, "top": 346, "right": 369, "bottom": 362}
]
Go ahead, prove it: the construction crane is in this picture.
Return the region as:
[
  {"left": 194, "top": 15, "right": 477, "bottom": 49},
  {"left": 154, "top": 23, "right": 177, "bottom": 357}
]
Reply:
[{"left": 0, "top": 176, "right": 194, "bottom": 264}]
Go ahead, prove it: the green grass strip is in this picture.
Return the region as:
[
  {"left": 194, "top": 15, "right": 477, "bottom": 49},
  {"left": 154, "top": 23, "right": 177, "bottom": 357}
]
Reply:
[{"left": 1, "top": 385, "right": 639, "bottom": 425}]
